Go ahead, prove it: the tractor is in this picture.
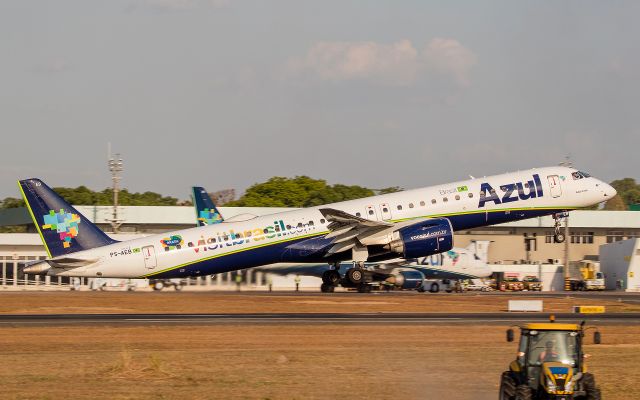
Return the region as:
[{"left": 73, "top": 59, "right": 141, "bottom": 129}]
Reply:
[{"left": 499, "top": 317, "right": 602, "bottom": 400}]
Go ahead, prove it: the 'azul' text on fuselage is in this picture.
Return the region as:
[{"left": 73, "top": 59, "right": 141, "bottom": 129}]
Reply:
[{"left": 478, "top": 174, "right": 544, "bottom": 208}]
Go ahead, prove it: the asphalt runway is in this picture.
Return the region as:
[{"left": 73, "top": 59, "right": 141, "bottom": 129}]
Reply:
[{"left": 2, "top": 312, "right": 639, "bottom": 326}]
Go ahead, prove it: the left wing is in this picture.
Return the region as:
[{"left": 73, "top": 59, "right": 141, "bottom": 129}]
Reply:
[{"left": 319, "top": 208, "right": 432, "bottom": 261}]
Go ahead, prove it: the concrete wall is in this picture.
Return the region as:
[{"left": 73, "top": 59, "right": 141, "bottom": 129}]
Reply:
[{"left": 600, "top": 239, "right": 640, "bottom": 292}]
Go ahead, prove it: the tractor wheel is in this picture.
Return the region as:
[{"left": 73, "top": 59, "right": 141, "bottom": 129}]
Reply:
[
  {"left": 429, "top": 282, "right": 440, "bottom": 293},
  {"left": 498, "top": 372, "right": 516, "bottom": 400},
  {"left": 515, "top": 384, "right": 532, "bottom": 400},
  {"left": 582, "top": 373, "right": 601, "bottom": 400}
]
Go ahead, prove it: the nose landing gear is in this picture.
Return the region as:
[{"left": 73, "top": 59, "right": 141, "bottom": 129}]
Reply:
[{"left": 553, "top": 212, "right": 569, "bottom": 243}]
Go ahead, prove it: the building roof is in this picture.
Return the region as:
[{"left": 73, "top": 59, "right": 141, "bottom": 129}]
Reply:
[
  {"left": 1, "top": 206, "right": 639, "bottom": 229},
  {"left": 0, "top": 206, "right": 294, "bottom": 226}
]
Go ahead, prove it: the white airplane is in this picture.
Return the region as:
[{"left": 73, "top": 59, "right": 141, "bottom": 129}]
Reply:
[
  {"left": 20, "top": 167, "right": 615, "bottom": 291},
  {"left": 192, "top": 186, "right": 492, "bottom": 292}
]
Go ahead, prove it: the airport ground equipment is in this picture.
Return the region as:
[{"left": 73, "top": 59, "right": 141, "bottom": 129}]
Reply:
[
  {"left": 500, "top": 277, "right": 525, "bottom": 291},
  {"left": 149, "top": 278, "right": 186, "bottom": 291},
  {"left": 522, "top": 276, "right": 543, "bottom": 291},
  {"left": 464, "top": 279, "right": 492, "bottom": 291},
  {"left": 499, "top": 318, "right": 601, "bottom": 400},
  {"left": 568, "top": 261, "right": 605, "bottom": 291}
]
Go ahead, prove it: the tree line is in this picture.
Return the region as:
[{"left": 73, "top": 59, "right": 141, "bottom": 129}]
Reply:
[{"left": 1, "top": 176, "right": 638, "bottom": 210}]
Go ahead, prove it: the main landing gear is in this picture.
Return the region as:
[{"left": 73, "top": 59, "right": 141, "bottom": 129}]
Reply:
[
  {"left": 553, "top": 212, "right": 568, "bottom": 243},
  {"left": 321, "top": 267, "right": 341, "bottom": 293},
  {"left": 320, "top": 262, "right": 374, "bottom": 293}
]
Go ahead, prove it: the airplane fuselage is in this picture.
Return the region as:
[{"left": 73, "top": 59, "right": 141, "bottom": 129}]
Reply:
[{"left": 35, "top": 166, "right": 614, "bottom": 278}]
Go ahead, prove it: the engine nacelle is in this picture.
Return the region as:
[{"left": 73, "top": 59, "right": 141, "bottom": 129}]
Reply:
[
  {"left": 386, "top": 268, "right": 425, "bottom": 290},
  {"left": 386, "top": 218, "right": 453, "bottom": 259}
]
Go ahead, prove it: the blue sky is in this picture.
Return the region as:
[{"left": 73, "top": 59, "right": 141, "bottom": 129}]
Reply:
[{"left": 1, "top": 1, "right": 638, "bottom": 200}]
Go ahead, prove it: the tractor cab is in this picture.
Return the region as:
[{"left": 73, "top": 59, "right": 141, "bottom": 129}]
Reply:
[{"left": 500, "top": 318, "right": 601, "bottom": 399}]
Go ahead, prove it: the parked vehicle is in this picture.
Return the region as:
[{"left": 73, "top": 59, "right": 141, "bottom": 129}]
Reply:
[
  {"left": 500, "top": 276, "right": 524, "bottom": 291},
  {"left": 149, "top": 278, "right": 186, "bottom": 291},
  {"left": 569, "top": 260, "right": 605, "bottom": 291},
  {"left": 521, "top": 276, "right": 543, "bottom": 291},
  {"left": 463, "top": 279, "right": 492, "bottom": 292}
]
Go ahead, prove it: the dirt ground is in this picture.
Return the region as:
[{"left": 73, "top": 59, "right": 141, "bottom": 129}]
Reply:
[
  {"left": 0, "top": 324, "right": 638, "bottom": 400},
  {"left": 1, "top": 291, "right": 639, "bottom": 314},
  {"left": 0, "top": 292, "right": 638, "bottom": 399}
]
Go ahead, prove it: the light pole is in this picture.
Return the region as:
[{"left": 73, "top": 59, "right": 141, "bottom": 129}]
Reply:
[{"left": 108, "top": 153, "right": 124, "bottom": 233}]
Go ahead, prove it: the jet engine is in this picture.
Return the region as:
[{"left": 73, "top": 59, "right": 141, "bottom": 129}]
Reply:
[
  {"left": 386, "top": 218, "right": 453, "bottom": 259},
  {"left": 385, "top": 268, "right": 425, "bottom": 290}
]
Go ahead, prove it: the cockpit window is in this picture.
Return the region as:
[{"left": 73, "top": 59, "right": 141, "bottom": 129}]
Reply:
[{"left": 572, "top": 171, "right": 591, "bottom": 180}]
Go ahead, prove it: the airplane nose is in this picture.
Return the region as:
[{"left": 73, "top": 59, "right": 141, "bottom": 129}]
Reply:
[{"left": 597, "top": 181, "right": 617, "bottom": 199}]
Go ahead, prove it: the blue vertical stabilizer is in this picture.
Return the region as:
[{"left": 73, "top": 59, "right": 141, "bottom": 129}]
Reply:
[
  {"left": 18, "top": 179, "right": 118, "bottom": 257},
  {"left": 192, "top": 186, "right": 224, "bottom": 226}
]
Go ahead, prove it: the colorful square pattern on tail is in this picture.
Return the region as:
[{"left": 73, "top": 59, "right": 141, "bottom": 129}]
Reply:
[
  {"left": 198, "top": 208, "right": 223, "bottom": 225},
  {"left": 41, "top": 209, "right": 81, "bottom": 248}
]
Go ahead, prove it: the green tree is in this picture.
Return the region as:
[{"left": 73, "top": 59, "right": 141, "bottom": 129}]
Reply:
[
  {"left": 305, "top": 184, "right": 374, "bottom": 206},
  {"left": 0, "top": 197, "right": 25, "bottom": 209},
  {"left": 603, "top": 195, "right": 627, "bottom": 211},
  {"left": 378, "top": 186, "right": 404, "bottom": 194},
  {"left": 227, "top": 176, "right": 376, "bottom": 207},
  {"left": 610, "top": 178, "right": 640, "bottom": 207},
  {"left": 625, "top": 188, "right": 640, "bottom": 206},
  {"left": 227, "top": 176, "right": 326, "bottom": 207},
  {"left": 1, "top": 187, "right": 179, "bottom": 209}
]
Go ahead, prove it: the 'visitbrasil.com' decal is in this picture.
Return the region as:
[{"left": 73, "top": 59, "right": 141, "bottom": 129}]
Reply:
[{"left": 163, "top": 220, "right": 318, "bottom": 253}]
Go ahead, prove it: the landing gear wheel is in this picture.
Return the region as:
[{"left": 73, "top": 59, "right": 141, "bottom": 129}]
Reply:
[
  {"left": 583, "top": 373, "right": 601, "bottom": 400},
  {"left": 347, "top": 268, "right": 364, "bottom": 284},
  {"left": 499, "top": 372, "right": 516, "bottom": 400},
  {"left": 514, "top": 384, "right": 532, "bottom": 400},
  {"left": 357, "top": 284, "right": 372, "bottom": 293},
  {"left": 320, "top": 283, "right": 335, "bottom": 293},
  {"left": 553, "top": 214, "right": 566, "bottom": 243},
  {"left": 429, "top": 283, "right": 440, "bottom": 293},
  {"left": 322, "top": 270, "right": 341, "bottom": 285}
]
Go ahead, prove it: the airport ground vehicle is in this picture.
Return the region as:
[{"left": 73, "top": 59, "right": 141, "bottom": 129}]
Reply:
[
  {"left": 89, "top": 278, "right": 144, "bottom": 291},
  {"left": 463, "top": 279, "right": 492, "bottom": 291},
  {"left": 569, "top": 261, "right": 605, "bottom": 291},
  {"left": 522, "top": 276, "right": 543, "bottom": 291},
  {"left": 499, "top": 319, "right": 601, "bottom": 400},
  {"left": 500, "top": 277, "right": 525, "bottom": 291},
  {"left": 149, "top": 278, "right": 186, "bottom": 291}
]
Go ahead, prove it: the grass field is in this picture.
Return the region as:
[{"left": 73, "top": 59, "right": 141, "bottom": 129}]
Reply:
[{"left": 0, "top": 292, "right": 638, "bottom": 399}]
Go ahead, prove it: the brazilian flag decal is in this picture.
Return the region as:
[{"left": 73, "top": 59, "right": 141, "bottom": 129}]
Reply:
[{"left": 457, "top": 186, "right": 468, "bottom": 192}]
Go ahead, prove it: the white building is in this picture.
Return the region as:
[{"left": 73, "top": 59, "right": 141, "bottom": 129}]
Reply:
[{"left": 599, "top": 238, "right": 640, "bottom": 292}]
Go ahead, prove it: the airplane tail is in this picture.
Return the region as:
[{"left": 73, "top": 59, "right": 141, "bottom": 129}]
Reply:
[
  {"left": 18, "top": 179, "right": 118, "bottom": 258},
  {"left": 465, "top": 240, "right": 491, "bottom": 263},
  {"left": 192, "top": 186, "right": 224, "bottom": 226}
]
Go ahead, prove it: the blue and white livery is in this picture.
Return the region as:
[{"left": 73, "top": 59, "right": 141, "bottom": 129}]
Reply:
[{"left": 20, "top": 166, "right": 615, "bottom": 287}]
